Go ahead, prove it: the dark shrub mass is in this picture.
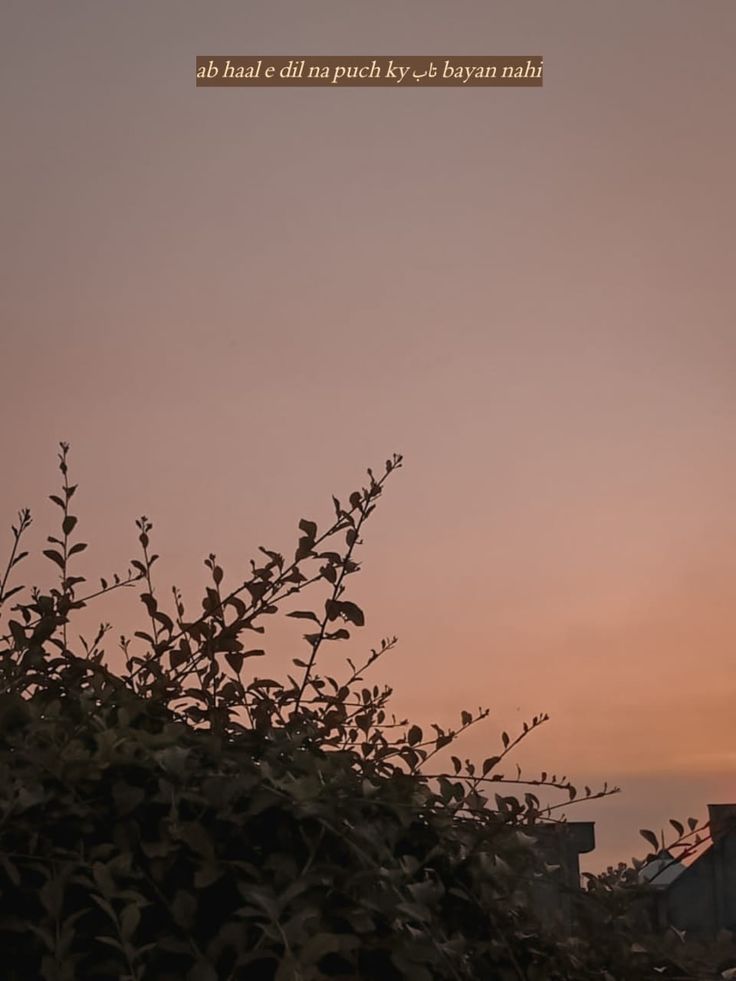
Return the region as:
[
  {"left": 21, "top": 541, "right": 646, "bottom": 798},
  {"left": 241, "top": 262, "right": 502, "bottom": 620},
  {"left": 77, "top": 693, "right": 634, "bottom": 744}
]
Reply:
[{"left": 0, "top": 445, "right": 728, "bottom": 979}]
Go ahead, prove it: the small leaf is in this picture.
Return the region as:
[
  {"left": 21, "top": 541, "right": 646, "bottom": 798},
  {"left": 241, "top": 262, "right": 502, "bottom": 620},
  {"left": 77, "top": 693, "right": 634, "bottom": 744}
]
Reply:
[
  {"left": 69, "top": 542, "right": 88, "bottom": 556},
  {"left": 225, "top": 651, "right": 245, "bottom": 674},
  {"left": 8, "top": 621, "right": 27, "bottom": 647},
  {"left": 171, "top": 890, "right": 197, "bottom": 929},
  {"left": 338, "top": 601, "right": 365, "bottom": 627},
  {"left": 287, "top": 611, "right": 320, "bottom": 622},
  {"left": 91, "top": 863, "right": 116, "bottom": 899},
  {"left": 120, "top": 904, "right": 141, "bottom": 941},
  {"left": 43, "top": 549, "right": 65, "bottom": 569},
  {"left": 170, "top": 648, "right": 189, "bottom": 669},
  {"left": 640, "top": 828, "right": 660, "bottom": 851},
  {"left": 0, "top": 855, "right": 20, "bottom": 886},
  {"left": 407, "top": 725, "right": 422, "bottom": 746},
  {"left": 298, "top": 519, "right": 317, "bottom": 539},
  {"left": 1, "top": 586, "right": 23, "bottom": 602}
]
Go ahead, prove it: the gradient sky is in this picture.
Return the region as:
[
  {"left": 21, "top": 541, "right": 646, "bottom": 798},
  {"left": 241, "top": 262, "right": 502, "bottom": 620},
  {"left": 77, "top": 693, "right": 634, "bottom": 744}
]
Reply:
[{"left": 2, "top": 0, "right": 735, "bottom": 870}]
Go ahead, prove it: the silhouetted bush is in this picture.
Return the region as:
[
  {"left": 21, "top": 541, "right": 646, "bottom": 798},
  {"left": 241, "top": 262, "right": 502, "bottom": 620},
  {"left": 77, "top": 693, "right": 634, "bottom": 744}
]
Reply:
[{"left": 0, "top": 445, "right": 727, "bottom": 979}]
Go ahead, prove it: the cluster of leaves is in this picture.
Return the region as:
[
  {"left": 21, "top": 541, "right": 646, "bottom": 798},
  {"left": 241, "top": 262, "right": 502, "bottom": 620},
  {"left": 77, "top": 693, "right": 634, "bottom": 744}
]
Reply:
[{"left": 0, "top": 445, "right": 728, "bottom": 979}]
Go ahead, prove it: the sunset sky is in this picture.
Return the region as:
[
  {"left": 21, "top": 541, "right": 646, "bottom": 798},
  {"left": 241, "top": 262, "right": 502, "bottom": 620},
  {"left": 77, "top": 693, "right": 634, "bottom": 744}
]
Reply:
[{"left": 2, "top": 0, "right": 735, "bottom": 870}]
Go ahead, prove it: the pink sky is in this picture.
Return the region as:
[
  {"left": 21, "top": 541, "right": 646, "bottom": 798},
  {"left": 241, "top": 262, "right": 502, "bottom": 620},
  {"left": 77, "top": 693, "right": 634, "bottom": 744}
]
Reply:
[{"left": 2, "top": 0, "right": 735, "bottom": 869}]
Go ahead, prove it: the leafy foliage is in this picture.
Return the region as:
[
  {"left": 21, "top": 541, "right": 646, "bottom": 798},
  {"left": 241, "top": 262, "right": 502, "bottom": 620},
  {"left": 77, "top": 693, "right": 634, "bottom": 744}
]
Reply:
[{"left": 0, "top": 445, "right": 730, "bottom": 979}]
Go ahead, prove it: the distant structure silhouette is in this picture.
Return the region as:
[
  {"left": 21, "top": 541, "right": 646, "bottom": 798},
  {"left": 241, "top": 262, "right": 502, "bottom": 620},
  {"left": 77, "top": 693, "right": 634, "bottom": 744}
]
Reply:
[
  {"left": 530, "top": 803, "right": 736, "bottom": 937},
  {"left": 651, "top": 803, "right": 736, "bottom": 936}
]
